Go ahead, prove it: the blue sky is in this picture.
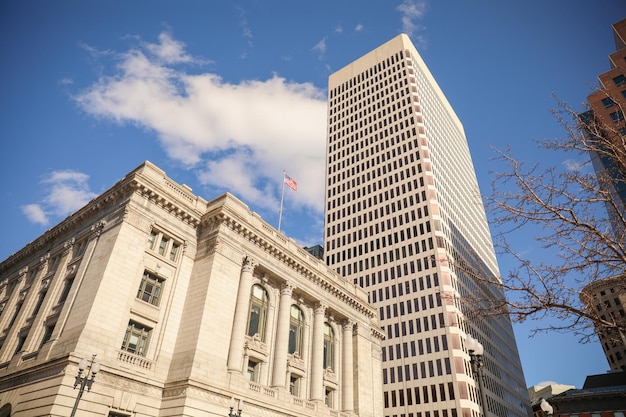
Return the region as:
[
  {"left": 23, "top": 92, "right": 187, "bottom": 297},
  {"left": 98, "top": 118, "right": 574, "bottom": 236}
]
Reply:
[{"left": 1, "top": 0, "right": 624, "bottom": 389}]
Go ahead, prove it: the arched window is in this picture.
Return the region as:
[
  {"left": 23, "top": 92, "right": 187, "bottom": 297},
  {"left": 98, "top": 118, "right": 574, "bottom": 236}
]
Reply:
[
  {"left": 323, "top": 323, "right": 335, "bottom": 370},
  {"left": 247, "top": 284, "right": 269, "bottom": 340},
  {"left": 288, "top": 305, "right": 304, "bottom": 355}
]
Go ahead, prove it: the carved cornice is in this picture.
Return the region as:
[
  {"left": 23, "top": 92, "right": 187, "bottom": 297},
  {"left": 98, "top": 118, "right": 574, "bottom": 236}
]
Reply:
[
  {"left": 0, "top": 181, "right": 136, "bottom": 275},
  {"left": 0, "top": 163, "right": 206, "bottom": 275},
  {"left": 203, "top": 211, "right": 375, "bottom": 319},
  {"left": 131, "top": 180, "right": 201, "bottom": 229}
]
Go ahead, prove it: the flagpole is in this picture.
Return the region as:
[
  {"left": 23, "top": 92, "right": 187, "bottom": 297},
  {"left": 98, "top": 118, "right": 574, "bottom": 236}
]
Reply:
[{"left": 278, "top": 170, "right": 286, "bottom": 232}]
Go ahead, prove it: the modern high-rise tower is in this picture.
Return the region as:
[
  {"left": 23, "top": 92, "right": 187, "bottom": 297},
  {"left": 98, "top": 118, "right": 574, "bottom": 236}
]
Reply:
[
  {"left": 586, "top": 18, "right": 626, "bottom": 236},
  {"left": 323, "top": 34, "right": 530, "bottom": 417}
]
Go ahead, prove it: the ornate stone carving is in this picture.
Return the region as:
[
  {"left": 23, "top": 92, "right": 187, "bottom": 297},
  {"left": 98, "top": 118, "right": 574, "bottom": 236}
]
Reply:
[
  {"left": 342, "top": 319, "right": 355, "bottom": 334},
  {"left": 66, "top": 264, "right": 77, "bottom": 277},
  {"left": 244, "top": 333, "right": 268, "bottom": 359},
  {"left": 287, "top": 352, "right": 306, "bottom": 374},
  {"left": 38, "top": 253, "right": 50, "bottom": 270},
  {"left": 242, "top": 255, "right": 258, "bottom": 273},
  {"left": 0, "top": 362, "right": 65, "bottom": 391},
  {"left": 280, "top": 281, "right": 295, "bottom": 296},
  {"left": 206, "top": 238, "right": 219, "bottom": 255},
  {"left": 17, "top": 267, "right": 28, "bottom": 281},
  {"left": 323, "top": 367, "right": 338, "bottom": 384},
  {"left": 63, "top": 238, "right": 75, "bottom": 255},
  {"left": 91, "top": 219, "right": 107, "bottom": 237},
  {"left": 40, "top": 278, "right": 51, "bottom": 290},
  {"left": 314, "top": 302, "right": 327, "bottom": 315}
]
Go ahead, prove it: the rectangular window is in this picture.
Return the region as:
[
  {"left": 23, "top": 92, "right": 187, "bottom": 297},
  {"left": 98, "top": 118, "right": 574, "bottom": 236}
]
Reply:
[
  {"left": 613, "top": 74, "right": 626, "bottom": 86},
  {"left": 39, "top": 324, "right": 55, "bottom": 349},
  {"left": 290, "top": 375, "right": 301, "bottom": 396},
  {"left": 247, "top": 359, "right": 260, "bottom": 382},
  {"left": 136, "top": 271, "right": 164, "bottom": 306},
  {"left": 14, "top": 334, "right": 26, "bottom": 354},
  {"left": 31, "top": 291, "right": 47, "bottom": 317},
  {"left": 325, "top": 387, "right": 334, "bottom": 408},
  {"left": 58, "top": 278, "right": 74, "bottom": 304},
  {"left": 601, "top": 97, "right": 616, "bottom": 108},
  {"left": 610, "top": 110, "right": 624, "bottom": 123},
  {"left": 158, "top": 237, "right": 169, "bottom": 256},
  {"left": 121, "top": 320, "right": 152, "bottom": 356},
  {"left": 147, "top": 229, "right": 182, "bottom": 262},
  {"left": 7, "top": 301, "right": 23, "bottom": 329}
]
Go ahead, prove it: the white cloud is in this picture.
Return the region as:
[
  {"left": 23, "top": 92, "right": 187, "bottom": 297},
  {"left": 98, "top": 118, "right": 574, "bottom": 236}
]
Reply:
[
  {"left": 236, "top": 6, "right": 255, "bottom": 53},
  {"left": 145, "top": 32, "right": 196, "bottom": 64},
  {"left": 21, "top": 204, "right": 48, "bottom": 225},
  {"left": 397, "top": 0, "right": 428, "bottom": 42},
  {"left": 22, "top": 170, "right": 98, "bottom": 225},
  {"left": 355, "top": 24, "right": 364, "bottom": 32},
  {"left": 75, "top": 32, "right": 327, "bottom": 214},
  {"left": 562, "top": 158, "right": 587, "bottom": 172},
  {"left": 313, "top": 37, "right": 327, "bottom": 59}
]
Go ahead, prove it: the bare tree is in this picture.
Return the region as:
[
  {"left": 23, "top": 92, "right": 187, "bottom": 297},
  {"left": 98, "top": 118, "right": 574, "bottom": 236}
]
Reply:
[{"left": 466, "top": 95, "right": 626, "bottom": 343}]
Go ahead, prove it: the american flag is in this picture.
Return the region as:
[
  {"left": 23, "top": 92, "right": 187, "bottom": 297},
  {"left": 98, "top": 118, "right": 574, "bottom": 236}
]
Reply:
[{"left": 284, "top": 174, "right": 297, "bottom": 191}]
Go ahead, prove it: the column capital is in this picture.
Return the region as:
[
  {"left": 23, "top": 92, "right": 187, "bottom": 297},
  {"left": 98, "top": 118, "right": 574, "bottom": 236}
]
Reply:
[
  {"left": 280, "top": 281, "right": 295, "bottom": 296},
  {"left": 242, "top": 255, "right": 258, "bottom": 273},
  {"left": 342, "top": 319, "right": 355, "bottom": 332},
  {"left": 314, "top": 302, "right": 327, "bottom": 315}
]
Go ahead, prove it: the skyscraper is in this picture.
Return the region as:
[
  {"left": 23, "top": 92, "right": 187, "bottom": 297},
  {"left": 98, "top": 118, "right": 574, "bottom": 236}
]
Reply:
[
  {"left": 586, "top": 18, "right": 626, "bottom": 236},
  {"left": 324, "top": 34, "right": 530, "bottom": 417},
  {"left": 580, "top": 18, "right": 626, "bottom": 375}
]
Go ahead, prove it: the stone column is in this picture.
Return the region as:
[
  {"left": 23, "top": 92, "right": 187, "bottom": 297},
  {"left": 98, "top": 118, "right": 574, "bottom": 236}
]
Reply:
[
  {"left": 271, "top": 282, "right": 294, "bottom": 387},
  {"left": 310, "top": 303, "right": 326, "bottom": 401},
  {"left": 342, "top": 320, "right": 355, "bottom": 412},
  {"left": 227, "top": 256, "right": 257, "bottom": 372}
]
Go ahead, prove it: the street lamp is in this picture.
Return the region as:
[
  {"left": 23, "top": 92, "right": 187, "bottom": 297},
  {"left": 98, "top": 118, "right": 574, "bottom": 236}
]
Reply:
[
  {"left": 228, "top": 397, "right": 244, "bottom": 417},
  {"left": 540, "top": 399, "right": 554, "bottom": 417},
  {"left": 466, "top": 335, "right": 489, "bottom": 417},
  {"left": 70, "top": 354, "right": 101, "bottom": 417}
]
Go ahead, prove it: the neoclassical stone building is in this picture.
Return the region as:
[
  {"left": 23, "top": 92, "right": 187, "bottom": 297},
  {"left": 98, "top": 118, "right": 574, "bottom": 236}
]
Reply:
[{"left": 0, "top": 161, "right": 384, "bottom": 417}]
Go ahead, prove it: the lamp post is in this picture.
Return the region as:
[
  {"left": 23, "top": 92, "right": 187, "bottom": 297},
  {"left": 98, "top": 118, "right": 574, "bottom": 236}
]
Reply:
[
  {"left": 540, "top": 399, "right": 554, "bottom": 417},
  {"left": 466, "top": 335, "right": 489, "bottom": 417},
  {"left": 228, "top": 397, "right": 244, "bottom": 417},
  {"left": 70, "top": 354, "right": 100, "bottom": 417}
]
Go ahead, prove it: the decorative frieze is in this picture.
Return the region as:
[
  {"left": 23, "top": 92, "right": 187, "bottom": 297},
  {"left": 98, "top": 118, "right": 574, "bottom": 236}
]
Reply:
[{"left": 0, "top": 362, "right": 65, "bottom": 391}]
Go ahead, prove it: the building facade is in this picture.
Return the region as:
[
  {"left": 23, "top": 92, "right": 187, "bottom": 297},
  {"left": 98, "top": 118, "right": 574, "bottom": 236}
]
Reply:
[
  {"left": 547, "top": 372, "right": 626, "bottom": 417},
  {"left": 586, "top": 18, "right": 626, "bottom": 236},
  {"left": 0, "top": 161, "right": 384, "bottom": 417},
  {"left": 580, "top": 18, "right": 626, "bottom": 376},
  {"left": 581, "top": 275, "right": 626, "bottom": 372},
  {"left": 323, "top": 34, "right": 530, "bottom": 417}
]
